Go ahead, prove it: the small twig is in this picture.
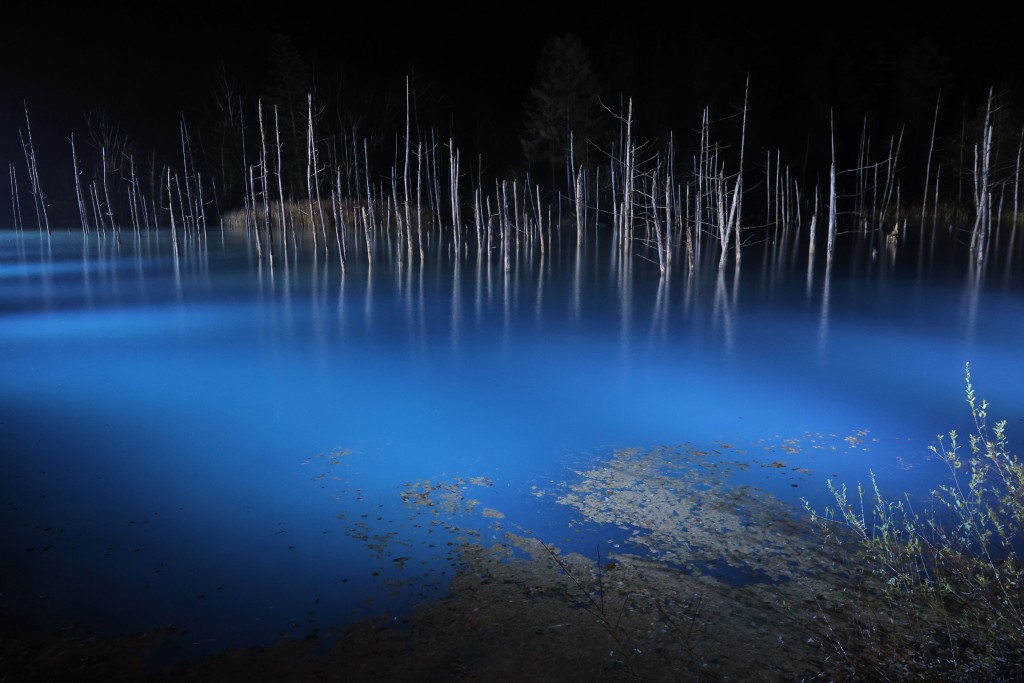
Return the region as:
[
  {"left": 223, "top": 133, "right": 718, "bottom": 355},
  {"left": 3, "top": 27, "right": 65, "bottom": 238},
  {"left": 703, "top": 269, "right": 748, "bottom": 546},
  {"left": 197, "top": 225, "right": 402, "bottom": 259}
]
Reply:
[{"left": 538, "top": 540, "right": 623, "bottom": 645}]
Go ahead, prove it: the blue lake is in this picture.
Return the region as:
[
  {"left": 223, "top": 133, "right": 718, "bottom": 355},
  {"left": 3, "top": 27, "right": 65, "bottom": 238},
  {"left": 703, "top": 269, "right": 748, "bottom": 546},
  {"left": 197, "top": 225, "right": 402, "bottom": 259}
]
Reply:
[{"left": 1, "top": 227, "right": 1022, "bottom": 664}]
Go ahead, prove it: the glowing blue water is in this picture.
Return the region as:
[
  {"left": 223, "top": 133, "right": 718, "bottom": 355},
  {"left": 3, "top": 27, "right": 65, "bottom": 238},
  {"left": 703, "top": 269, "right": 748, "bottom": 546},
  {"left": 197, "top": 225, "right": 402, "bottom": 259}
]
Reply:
[{"left": 1, "top": 229, "right": 1022, "bottom": 662}]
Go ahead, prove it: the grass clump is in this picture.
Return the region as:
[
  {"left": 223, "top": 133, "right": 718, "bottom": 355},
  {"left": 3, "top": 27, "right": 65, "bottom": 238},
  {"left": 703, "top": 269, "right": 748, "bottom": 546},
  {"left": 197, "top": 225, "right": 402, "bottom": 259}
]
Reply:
[{"left": 806, "top": 363, "right": 1024, "bottom": 680}]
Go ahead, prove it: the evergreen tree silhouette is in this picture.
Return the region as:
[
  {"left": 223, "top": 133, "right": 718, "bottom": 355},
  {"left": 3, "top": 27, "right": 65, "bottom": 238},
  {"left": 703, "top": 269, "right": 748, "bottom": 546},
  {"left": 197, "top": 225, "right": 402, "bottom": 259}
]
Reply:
[{"left": 521, "top": 33, "right": 604, "bottom": 189}]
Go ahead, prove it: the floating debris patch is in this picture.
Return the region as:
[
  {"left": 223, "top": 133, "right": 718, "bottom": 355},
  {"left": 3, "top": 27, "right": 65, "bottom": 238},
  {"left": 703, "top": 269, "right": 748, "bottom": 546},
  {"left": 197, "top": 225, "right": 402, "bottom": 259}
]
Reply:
[
  {"left": 306, "top": 447, "right": 509, "bottom": 617},
  {"left": 555, "top": 445, "right": 812, "bottom": 585}
]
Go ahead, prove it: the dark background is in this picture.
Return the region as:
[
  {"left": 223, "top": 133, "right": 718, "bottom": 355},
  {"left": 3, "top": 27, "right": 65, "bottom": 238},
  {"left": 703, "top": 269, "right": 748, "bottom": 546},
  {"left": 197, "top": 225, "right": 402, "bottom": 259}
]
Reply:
[{"left": 1, "top": 2, "right": 1021, "bottom": 210}]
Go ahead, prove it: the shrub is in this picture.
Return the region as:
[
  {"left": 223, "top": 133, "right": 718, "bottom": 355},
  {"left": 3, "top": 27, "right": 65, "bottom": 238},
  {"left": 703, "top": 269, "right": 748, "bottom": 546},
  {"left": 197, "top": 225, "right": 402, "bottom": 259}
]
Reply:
[{"left": 806, "top": 363, "right": 1024, "bottom": 680}]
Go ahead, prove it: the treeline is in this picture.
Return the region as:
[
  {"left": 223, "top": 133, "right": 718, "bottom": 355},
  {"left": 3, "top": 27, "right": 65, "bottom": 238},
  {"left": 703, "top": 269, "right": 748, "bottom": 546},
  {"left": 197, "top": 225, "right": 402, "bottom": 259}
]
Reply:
[{"left": 5, "top": 35, "right": 1023, "bottom": 272}]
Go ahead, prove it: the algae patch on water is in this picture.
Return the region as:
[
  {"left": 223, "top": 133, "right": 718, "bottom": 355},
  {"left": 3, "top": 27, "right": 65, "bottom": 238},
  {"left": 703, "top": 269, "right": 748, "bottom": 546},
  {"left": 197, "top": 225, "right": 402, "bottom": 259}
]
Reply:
[{"left": 555, "top": 444, "right": 810, "bottom": 584}]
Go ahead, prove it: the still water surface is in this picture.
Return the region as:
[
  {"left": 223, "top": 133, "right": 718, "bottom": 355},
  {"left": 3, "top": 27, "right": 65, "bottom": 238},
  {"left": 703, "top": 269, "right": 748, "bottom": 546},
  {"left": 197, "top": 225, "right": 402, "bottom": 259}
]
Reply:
[{"left": 1, "top": 228, "right": 1021, "bottom": 661}]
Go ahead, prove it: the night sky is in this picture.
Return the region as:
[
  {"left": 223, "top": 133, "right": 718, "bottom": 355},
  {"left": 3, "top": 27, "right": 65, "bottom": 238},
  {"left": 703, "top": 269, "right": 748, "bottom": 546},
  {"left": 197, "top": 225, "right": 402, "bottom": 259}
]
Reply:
[{"left": 2, "top": 2, "right": 1022, "bottom": 202}]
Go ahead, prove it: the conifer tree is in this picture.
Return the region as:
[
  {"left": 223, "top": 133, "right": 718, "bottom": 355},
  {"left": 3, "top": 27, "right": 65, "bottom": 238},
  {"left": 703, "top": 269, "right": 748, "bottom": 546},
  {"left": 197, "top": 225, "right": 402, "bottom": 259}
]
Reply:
[
  {"left": 265, "top": 36, "right": 318, "bottom": 198},
  {"left": 521, "top": 33, "right": 604, "bottom": 188}
]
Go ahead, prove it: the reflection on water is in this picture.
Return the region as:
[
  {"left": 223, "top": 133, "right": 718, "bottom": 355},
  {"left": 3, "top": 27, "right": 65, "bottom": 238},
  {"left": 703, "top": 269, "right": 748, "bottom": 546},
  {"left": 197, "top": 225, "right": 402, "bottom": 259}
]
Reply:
[
  {"left": 1, "top": 227, "right": 1022, "bottom": 666},
  {"left": 817, "top": 260, "right": 832, "bottom": 359}
]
